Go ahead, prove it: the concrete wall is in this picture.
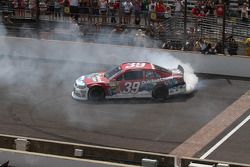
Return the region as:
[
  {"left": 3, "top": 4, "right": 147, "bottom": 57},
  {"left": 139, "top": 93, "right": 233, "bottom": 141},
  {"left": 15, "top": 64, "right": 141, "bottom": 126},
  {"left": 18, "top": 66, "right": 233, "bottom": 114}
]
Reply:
[
  {"left": 1, "top": 37, "right": 250, "bottom": 78},
  {"left": 0, "top": 148, "right": 139, "bottom": 167},
  {"left": 0, "top": 134, "right": 175, "bottom": 167},
  {"left": 170, "top": 51, "right": 250, "bottom": 78}
]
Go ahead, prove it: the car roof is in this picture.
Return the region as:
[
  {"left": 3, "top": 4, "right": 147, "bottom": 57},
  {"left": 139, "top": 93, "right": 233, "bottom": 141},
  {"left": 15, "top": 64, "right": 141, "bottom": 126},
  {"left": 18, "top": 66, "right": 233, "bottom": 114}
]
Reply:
[{"left": 120, "top": 62, "right": 155, "bottom": 70}]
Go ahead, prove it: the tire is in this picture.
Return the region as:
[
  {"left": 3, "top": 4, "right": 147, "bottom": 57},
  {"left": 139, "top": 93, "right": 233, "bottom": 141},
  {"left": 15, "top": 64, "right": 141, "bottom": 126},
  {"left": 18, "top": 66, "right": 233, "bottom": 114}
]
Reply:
[
  {"left": 152, "top": 85, "right": 169, "bottom": 99},
  {"left": 88, "top": 86, "right": 105, "bottom": 101}
]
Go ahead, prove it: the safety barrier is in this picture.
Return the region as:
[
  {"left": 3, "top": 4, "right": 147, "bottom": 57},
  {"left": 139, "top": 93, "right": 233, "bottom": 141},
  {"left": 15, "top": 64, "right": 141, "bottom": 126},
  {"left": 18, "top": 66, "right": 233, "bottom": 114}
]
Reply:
[
  {"left": 169, "top": 50, "right": 250, "bottom": 78},
  {"left": 0, "top": 36, "right": 250, "bottom": 78},
  {"left": 180, "top": 157, "right": 250, "bottom": 167},
  {"left": 0, "top": 134, "right": 175, "bottom": 167},
  {"left": 0, "top": 134, "right": 250, "bottom": 167}
]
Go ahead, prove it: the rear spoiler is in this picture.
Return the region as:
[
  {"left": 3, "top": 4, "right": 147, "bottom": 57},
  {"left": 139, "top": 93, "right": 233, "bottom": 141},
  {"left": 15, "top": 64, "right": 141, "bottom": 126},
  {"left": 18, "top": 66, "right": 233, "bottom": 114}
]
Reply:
[{"left": 177, "top": 65, "right": 184, "bottom": 73}]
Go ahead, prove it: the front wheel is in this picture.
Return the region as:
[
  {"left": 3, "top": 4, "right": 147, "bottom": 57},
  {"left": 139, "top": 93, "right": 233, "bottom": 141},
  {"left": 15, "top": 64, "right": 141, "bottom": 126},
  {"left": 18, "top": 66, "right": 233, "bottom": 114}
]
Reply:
[
  {"left": 152, "top": 85, "right": 169, "bottom": 99},
  {"left": 88, "top": 86, "right": 105, "bottom": 101}
]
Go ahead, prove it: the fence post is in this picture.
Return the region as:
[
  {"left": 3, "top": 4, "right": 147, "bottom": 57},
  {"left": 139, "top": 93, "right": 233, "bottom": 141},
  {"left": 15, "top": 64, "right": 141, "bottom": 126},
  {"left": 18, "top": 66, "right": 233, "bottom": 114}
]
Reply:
[
  {"left": 183, "top": 0, "right": 187, "bottom": 49},
  {"left": 222, "top": 1, "right": 226, "bottom": 55}
]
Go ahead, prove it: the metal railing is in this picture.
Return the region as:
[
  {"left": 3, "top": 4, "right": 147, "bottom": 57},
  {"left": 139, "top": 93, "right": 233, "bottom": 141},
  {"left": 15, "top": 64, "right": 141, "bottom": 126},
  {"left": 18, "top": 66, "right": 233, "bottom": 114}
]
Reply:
[
  {"left": 1, "top": 7, "right": 250, "bottom": 56},
  {"left": 160, "top": 15, "right": 250, "bottom": 56}
]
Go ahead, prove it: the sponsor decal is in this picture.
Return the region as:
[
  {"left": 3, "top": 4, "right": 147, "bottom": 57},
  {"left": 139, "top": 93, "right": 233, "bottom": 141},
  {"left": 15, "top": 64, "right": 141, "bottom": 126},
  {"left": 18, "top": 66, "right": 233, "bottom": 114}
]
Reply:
[{"left": 108, "top": 77, "right": 184, "bottom": 96}]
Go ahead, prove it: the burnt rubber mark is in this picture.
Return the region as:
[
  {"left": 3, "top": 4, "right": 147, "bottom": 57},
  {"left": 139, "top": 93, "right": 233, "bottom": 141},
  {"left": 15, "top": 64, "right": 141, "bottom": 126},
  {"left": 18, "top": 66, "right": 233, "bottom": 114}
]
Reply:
[{"left": 170, "top": 90, "right": 250, "bottom": 157}]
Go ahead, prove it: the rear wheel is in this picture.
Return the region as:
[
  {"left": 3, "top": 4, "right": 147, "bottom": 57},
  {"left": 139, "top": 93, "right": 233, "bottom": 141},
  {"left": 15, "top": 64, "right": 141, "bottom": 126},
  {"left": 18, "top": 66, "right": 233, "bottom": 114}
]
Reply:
[
  {"left": 88, "top": 86, "right": 105, "bottom": 101},
  {"left": 152, "top": 85, "right": 169, "bottom": 99}
]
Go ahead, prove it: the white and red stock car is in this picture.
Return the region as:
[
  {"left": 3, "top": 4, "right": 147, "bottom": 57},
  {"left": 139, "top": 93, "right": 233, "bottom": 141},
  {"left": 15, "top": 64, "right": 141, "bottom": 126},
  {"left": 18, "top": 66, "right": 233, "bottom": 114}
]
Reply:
[{"left": 72, "top": 62, "right": 187, "bottom": 101}]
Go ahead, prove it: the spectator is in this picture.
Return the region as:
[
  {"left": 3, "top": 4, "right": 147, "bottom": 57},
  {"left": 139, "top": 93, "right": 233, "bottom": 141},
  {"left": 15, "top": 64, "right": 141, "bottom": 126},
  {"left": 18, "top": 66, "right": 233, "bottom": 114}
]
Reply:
[
  {"left": 54, "top": 0, "right": 63, "bottom": 19},
  {"left": 70, "top": 0, "right": 79, "bottom": 21},
  {"left": 205, "top": 0, "right": 215, "bottom": 16},
  {"left": 174, "top": 0, "right": 183, "bottom": 16},
  {"left": 29, "top": 0, "right": 36, "bottom": 18},
  {"left": 91, "top": 0, "right": 100, "bottom": 23},
  {"left": 148, "top": 0, "right": 157, "bottom": 24},
  {"left": 214, "top": 40, "right": 224, "bottom": 54},
  {"left": 47, "top": 0, "right": 55, "bottom": 20},
  {"left": 141, "top": 0, "right": 149, "bottom": 25},
  {"left": 156, "top": 23, "right": 166, "bottom": 35},
  {"left": 134, "top": 0, "right": 141, "bottom": 25},
  {"left": 111, "top": 24, "right": 127, "bottom": 36},
  {"left": 109, "top": 0, "right": 119, "bottom": 24},
  {"left": 241, "top": 3, "right": 249, "bottom": 22},
  {"left": 122, "top": 0, "right": 133, "bottom": 24},
  {"left": 227, "top": 36, "right": 238, "bottom": 55},
  {"left": 197, "top": 38, "right": 209, "bottom": 54},
  {"left": 245, "top": 38, "right": 250, "bottom": 56},
  {"left": 155, "top": 0, "right": 166, "bottom": 20},
  {"left": 164, "top": 4, "right": 172, "bottom": 19},
  {"left": 145, "top": 23, "right": 156, "bottom": 37},
  {"left": 192, "top": 5, "right": 200, "bottom": 16},
  {"left": 194, "top": 1, "right": 210, "bottom": 17},
  {"left": 2, "top": 1, "right": 13, "bottom": 24},
  {"left": 99, "top": 0, "right": 108, "bottom": 23},
  {"left": 13, "top": 0, "right": 25, "bottom": 17},
  {"left": 63, "top": 0, "right": 70, "bottom": 19},
  {"left": 207, "top": 43, "right": 217, "bottom": 54},
  {"left": 79, "top": 1, "right": 90, "bottom": 22},
  {"left": 215, "top": 3, "right": 224, "bottom": 17}
]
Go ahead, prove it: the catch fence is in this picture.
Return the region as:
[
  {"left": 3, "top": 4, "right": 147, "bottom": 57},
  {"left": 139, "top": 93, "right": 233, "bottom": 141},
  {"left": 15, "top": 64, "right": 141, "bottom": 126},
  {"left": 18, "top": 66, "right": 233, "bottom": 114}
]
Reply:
[{"left": 1, "top": 5, "right": 250, "bottom": 56}]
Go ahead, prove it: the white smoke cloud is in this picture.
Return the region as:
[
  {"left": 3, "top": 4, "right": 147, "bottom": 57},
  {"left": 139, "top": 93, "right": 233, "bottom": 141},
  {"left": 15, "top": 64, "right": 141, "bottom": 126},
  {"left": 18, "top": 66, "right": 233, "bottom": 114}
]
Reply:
[
  {"left": 0, "top": 20, "right": 198, "bottom": 131},
  {"left": 149, "top": 54, "right": 198, "bottom": 93}
]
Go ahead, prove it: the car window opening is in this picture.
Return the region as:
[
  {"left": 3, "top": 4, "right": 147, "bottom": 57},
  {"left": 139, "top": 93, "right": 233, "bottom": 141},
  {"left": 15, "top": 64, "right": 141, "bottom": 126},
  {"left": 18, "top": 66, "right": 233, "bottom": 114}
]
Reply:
[{"left": 104, "top": 66, "right": 122, "bottom": 79}]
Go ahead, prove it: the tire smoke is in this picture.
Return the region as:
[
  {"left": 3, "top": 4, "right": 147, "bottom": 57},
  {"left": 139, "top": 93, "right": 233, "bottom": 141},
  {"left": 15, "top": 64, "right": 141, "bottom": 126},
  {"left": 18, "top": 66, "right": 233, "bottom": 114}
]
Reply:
[{"left": 0, "top": 21, "right": 198, "bottom": 131}]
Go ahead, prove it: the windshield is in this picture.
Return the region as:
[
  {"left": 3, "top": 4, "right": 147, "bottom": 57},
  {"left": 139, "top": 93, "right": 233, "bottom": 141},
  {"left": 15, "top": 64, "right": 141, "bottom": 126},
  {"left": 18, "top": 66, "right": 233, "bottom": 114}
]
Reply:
[{"left": 104, "top": 66, "right": 122, "bottom": 79}]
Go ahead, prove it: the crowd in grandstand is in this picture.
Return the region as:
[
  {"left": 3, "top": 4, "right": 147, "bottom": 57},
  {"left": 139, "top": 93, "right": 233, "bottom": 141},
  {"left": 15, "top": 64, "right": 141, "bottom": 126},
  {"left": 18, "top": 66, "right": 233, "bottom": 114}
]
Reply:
[
  {"left": 1, "top": 0, "right": 249, "bottom": 56},
  {"left": 0, "top": 0, "right": 248, "bottom": 23},
  {"left": 191, "top": 0, "right": 249, "bottom": 21}
]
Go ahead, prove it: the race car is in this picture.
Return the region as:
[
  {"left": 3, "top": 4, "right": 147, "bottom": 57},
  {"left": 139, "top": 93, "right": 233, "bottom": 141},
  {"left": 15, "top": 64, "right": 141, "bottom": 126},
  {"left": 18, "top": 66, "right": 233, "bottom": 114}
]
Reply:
[{"left": 72, "top": 62, "right": 187, "bottom": 101}]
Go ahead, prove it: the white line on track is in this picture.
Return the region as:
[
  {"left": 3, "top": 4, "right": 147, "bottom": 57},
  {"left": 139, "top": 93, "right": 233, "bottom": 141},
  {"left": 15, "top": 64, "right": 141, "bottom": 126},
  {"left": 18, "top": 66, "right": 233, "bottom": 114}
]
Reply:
[{"left": 200, "top": 114, "right": 250, "bottom": 159}]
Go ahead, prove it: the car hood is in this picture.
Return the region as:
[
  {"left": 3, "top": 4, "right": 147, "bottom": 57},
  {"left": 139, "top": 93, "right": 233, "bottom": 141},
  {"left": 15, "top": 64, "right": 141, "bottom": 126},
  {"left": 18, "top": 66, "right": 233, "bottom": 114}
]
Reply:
[{"left": 76, "top": 72, "right": 109, "bottom": 86}]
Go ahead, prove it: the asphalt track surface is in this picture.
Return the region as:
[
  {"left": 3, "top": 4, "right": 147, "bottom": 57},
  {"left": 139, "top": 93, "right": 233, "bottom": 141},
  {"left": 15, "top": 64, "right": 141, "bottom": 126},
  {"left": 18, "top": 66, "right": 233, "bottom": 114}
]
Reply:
[
  {"left": 1, "top": 38, "right": 250, "bottom": 164},
  {"left": 205, "top": 110, "right": 250, "bottom": 164}
]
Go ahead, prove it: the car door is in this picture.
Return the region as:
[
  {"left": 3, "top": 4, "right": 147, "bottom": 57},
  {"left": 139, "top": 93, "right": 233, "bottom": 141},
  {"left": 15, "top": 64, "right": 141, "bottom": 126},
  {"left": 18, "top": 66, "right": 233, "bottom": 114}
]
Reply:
[{"left": 118, "top": 70, "right": 144, "bottom": 98}]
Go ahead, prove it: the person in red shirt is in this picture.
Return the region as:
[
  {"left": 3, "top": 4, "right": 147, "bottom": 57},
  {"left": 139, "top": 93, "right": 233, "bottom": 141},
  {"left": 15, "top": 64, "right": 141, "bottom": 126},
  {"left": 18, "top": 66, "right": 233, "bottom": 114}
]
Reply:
[
  {"left": 215, "top": 3, "right": 224, "bottom": 17},
  {"left": 109, "top": 0, "right": 120, "bottom": 23},
  {"left": 192, "top": 6, "right": 200, "bottom": 16},
  {"left": 155, "top": 0, "right": 166, "bottom": 19},
  {"left": 13, "top": 0, "right": 25, "bottom": 17}
]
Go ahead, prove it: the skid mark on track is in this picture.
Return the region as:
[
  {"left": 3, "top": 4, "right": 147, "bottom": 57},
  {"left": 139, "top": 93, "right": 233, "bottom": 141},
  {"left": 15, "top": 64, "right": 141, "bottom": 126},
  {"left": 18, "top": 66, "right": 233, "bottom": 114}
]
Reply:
[{"left": 170, "top": 90, "right": 250, "bottom": 157}]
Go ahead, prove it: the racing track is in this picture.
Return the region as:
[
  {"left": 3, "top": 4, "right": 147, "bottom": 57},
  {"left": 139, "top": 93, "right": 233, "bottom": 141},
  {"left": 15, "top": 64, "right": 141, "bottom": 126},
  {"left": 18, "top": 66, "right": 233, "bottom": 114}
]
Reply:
[{"left": 0, "top": 37, "right": 250, "bottom": 164}]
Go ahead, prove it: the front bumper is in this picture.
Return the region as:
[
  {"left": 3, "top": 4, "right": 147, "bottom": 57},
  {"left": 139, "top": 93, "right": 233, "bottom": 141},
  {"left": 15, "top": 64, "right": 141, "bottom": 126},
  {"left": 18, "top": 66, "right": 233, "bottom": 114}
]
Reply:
[{"left": 71, "top": 87, "right": 89, "bottom": 100}]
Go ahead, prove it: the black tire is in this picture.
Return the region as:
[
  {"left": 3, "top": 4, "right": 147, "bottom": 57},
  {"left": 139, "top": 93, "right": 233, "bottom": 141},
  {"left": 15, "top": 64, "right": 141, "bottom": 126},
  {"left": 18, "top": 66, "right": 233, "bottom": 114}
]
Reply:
[
  {"left": 152, "top": 85, "right": 169, "bottom": 99},
  {"left": 88, "top": 86, "right": 105, "bottom": 101}
]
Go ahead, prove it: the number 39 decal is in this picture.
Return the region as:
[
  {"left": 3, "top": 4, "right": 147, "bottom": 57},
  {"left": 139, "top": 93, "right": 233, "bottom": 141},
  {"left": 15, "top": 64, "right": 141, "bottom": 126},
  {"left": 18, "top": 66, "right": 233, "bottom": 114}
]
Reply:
[
  {"left": 125, "top": 63, "right": 146, "bottom": 69},
  {"left": 123, "top": 82, "right": 141, "bottom": 94}
]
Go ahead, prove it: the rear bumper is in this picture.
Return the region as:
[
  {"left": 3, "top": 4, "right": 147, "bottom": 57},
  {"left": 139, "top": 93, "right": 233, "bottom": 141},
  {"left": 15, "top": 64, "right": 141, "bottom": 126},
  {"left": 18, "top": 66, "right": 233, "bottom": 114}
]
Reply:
[{"left": 168, "top": 83, "right": 187, "bottom": 95}]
